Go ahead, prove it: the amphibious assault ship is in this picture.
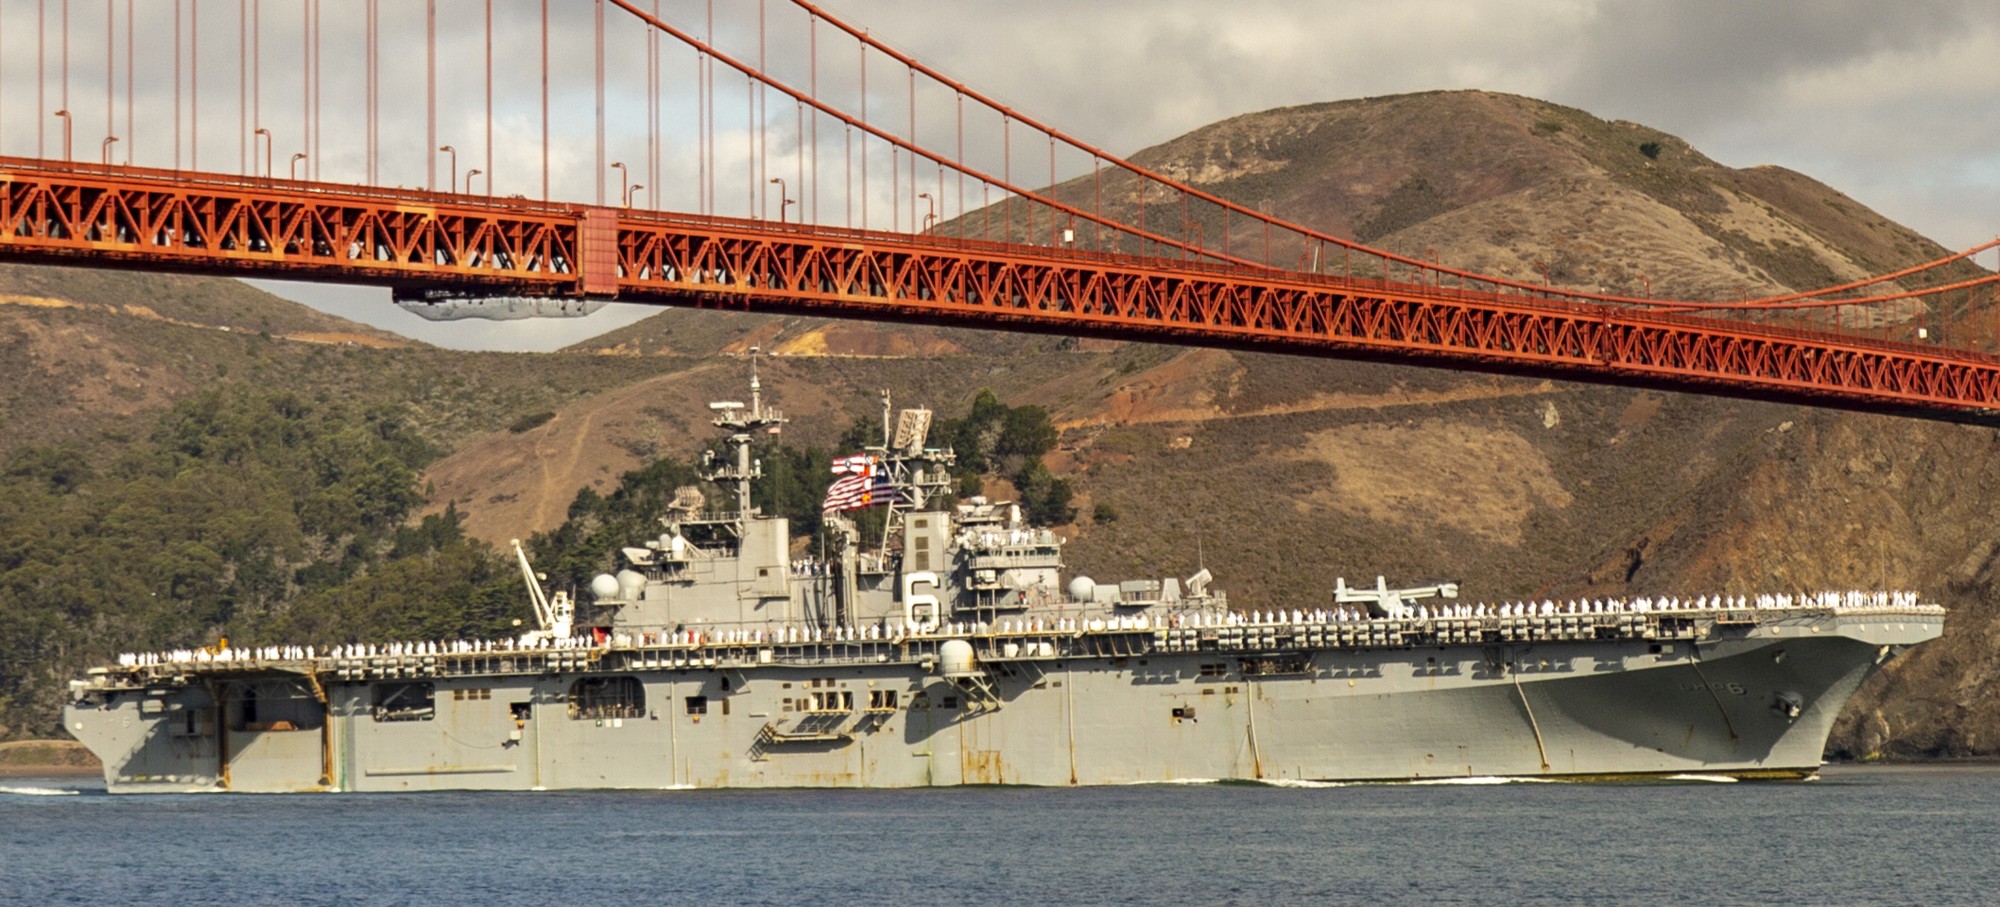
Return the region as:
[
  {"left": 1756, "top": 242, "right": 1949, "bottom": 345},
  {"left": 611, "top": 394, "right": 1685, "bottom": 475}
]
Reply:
[{"left": 63, "top": 366, "right": 1943, "bottom": 792}]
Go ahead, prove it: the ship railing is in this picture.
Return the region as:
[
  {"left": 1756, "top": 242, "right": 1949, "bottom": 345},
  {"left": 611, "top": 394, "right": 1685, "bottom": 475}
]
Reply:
[{"left": 83, "top": 596, "right": 1944, "bottom": 685}]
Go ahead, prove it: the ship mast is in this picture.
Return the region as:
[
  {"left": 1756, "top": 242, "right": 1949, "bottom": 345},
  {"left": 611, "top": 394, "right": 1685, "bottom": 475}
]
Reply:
[{"left": 703, "top": 348, "right": 786, "bottom": 518}]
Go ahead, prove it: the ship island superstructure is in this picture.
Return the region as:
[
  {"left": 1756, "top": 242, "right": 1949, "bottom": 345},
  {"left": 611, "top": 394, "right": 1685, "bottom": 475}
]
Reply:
[{"left": 63, "top": 366, "right": 1944, "bottom": 792}]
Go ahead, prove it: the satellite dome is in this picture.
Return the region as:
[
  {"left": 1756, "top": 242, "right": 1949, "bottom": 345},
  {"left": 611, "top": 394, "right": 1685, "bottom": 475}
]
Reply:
[
  {"left": 938, "top": 639, "right": 977, "bottom": 677},
  {"left": 589, "top": 574, "right": 621, "bottom": 599},
  {"left": 1068, "top": 576, "right": 1096, "bottom": 602}
]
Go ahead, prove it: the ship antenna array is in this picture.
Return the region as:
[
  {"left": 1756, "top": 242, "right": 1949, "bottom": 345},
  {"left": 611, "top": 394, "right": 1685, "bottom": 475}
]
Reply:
[{"left": 704, "top": 348, "right": 787, "bottom": 518}]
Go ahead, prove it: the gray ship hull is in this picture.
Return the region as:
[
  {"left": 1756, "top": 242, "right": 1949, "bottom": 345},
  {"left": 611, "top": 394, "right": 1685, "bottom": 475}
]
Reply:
[{"left": 64, "top": 607, "right": 1939, "bottom": 792}]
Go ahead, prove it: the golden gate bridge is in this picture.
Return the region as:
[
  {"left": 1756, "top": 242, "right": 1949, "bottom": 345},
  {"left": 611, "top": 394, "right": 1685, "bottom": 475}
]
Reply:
[{"left": 2, "top": 0, "right": 1998, "bottom": 420}]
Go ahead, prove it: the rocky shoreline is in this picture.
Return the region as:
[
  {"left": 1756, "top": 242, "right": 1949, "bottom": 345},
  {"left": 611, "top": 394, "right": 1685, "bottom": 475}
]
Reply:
[{"left": 0, "top": 740, "right": 102, "bottom": 777}]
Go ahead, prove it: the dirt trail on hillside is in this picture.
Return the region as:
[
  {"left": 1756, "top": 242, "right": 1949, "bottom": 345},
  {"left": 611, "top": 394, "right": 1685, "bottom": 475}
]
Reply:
[{"left": 425, "top": 361, "right": 733, "bottom": 542}]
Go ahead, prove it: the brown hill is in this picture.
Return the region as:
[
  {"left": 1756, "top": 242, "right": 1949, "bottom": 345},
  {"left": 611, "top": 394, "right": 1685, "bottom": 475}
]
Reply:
[
  {"left": 0, "top": 267, "right": 733, "bottom": 463},
  {"left": 1063, "top": 90, "right": 1959, "bottom": 316},
  {"left": 0, "top": 266, "right": 414, "bottom": 453}
]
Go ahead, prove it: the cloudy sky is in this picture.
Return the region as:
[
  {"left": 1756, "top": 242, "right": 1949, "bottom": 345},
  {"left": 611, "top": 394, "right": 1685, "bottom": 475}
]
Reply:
[{"left": 4, "top": 0, "right": 1996, "bottom": 350}]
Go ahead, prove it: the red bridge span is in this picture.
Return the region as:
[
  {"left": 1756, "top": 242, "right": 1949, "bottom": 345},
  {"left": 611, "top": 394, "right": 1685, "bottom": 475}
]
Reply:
[{"left": 0, "top": 0, "right": 1996, "bottom": 422}]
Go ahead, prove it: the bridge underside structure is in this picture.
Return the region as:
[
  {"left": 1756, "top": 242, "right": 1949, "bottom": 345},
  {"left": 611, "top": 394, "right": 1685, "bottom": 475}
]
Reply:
[{"left": 5, "top": 157, "right": 1999, "bottom": 423}]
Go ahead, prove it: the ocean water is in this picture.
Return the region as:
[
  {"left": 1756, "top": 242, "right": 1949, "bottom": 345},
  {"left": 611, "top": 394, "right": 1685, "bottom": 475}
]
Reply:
[{"left": 3, "top": 764, "right": 1996, "bottom": 906}]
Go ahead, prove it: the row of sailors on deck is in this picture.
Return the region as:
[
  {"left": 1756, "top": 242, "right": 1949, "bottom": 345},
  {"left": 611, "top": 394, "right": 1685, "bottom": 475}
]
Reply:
[
  {"left": 118, "top": 646, "right": 316, "bottom": 666},
  {"left": 1182, "top": 589, "right": 1923, "bottom": 627},
  {"left": 790, "top": 559, "right": 831, "bottom": 577},
  {"left": 961, "top": 529, "right": 1049, "bottom": 549},
  {"left": 112, "top": 590, "right": 1926, "bottom": 668},
  {"left": 117, "top": 635, "right": 605, "bottom": 667}
]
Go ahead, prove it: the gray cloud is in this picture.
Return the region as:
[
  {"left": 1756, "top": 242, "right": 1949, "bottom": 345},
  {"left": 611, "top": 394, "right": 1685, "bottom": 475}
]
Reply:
[{"left": 827, "top": 0, "right": 1997, "bottom": 251}]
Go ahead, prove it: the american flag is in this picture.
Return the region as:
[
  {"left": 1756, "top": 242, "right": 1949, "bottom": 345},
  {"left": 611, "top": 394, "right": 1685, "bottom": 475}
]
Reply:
[{"left": 822, "top": 471, "right": 905, "bottom": 512}]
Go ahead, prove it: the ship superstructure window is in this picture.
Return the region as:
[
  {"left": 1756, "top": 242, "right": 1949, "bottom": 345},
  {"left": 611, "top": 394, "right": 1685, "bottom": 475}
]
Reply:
[
  {"left": 372, "top": 682, "right": 436, "bottom": 722},
  {"left": 807, "top": 690, "right": 855, "bottom": 713},
  {"left": 568, "top": 676, "right": 645, "bottom": 720},
  {"left": 1198, "top": 663, "right": 1229, "bottom": 678},
  {"left": 866, "top": 690, "right": 899, "bottom": 712},
  {"left": 1240, "top": 656, "right": 1309, "bottom": 676},
  {"left": 686, "top": 696, "right": 709, "bottom": 716}
]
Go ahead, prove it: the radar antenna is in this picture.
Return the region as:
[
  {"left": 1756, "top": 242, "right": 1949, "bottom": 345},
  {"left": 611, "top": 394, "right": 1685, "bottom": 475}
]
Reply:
[{"left": 704, "top": 347, "right": 787, "bottom": 516}]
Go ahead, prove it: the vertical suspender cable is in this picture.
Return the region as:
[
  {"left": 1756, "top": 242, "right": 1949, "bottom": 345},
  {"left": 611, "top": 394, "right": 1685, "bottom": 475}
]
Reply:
[
  {"left": 121, "top": 0, "right": 131, "bottom": 159},
  {"left": 174, "top": 0, "right": 181, "bottom": 169},
  {"left": 810, "top": 16, "right": 819, "bottom": 224},
  {"left": 859, "top": 38, "right": 866, "bottom": 229},
  {"left": 757, "top": 0, "right": 766, "bottom": 218},
  {"left": 191, "top": 0, "right": 198, "bottom": 170},
  {"left": 540, "top": 0, "right": 549, "bottom": 200},
  {"left": 36, "top": 0, "right": 44, "bottom": 159},
  {"left": 311, "top": 0, "right": 319, "bottom": 179},
  {"left": 705, "top": 0, "right": 713, "bottom": 215},
  {"left": 426, "top": 0, "right": 436, "bottom": 191},
  {"left": 595, "top": 0, "right": 606, "bottom": 206},
  {"left": 956, "top": 93, "right": 963, "bottom": 238},
  {"left": 485, "top": 0, "right": 493, "bottom": 194},
  {"left": 300, "top": 0, "right": 308, "bottom": 179},
  {"left": 364, "top": 0, "right": 372, "bottom": 184},
  {"left": 125, "top": 0, "right": 132, "bottom": 162},
  {"left": 699, "top": 5, "right": 708, "bottom": 214},
  {"left": 62, "top": 0, "right": 70, "bottom": 153},
  {"left": 237, "top": 0, "right": 244, "bottom": 174},
  {"left": 38, "top": 0, "right": 45, "bottom": 159},
  {"left": 253, "top": 0, "right": 260, "bottom": 167},
  {"left": 105, "top": 0, "right": 112, "bottom": 151},
  {"left": 907, "top": 68, "right": 914, "bottom": 231},
  {"left": 797, "top": 98, "right": 804, "bottom": 222},
  {"left": 648, "top": 0, "right": 658, "bottom": 207}
]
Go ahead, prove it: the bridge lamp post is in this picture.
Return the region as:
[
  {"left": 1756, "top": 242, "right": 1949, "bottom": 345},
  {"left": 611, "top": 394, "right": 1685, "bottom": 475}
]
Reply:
[
  {"left": 627, "top": 184, "right": 645, "bottom": 208},
  {"left": 919, "top": 192, "right": 936, "bottom": 232},
  {"left": 465, "top": 169, "right": 482, "bottom": 195},
  {"left": 768, "top": 177, "right": 792, "bottom": 223},
  {"left": 440, "top": 146, "right": 457, "bottom": 194},
  {"left": 611, "top": 163, "right": 628, "bottom": 209},
  {"left": 53, "top": 110, "right": 72, "bottom": 161},
  {"left": 291, "top": 153, "right": 308, "bottom": 181},
  {"left": 102, "top": 136, "right": 119, "bottom": 166},
  {"left": 253, "top": 128, "right": 272, "bottom": 178}
]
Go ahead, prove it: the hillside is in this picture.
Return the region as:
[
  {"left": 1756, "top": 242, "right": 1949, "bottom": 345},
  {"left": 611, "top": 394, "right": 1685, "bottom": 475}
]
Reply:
[
  {"left": 0, "top": 268, "right": 709, "bottom": 462},
  {"left": 2, "top": 90, "right": 1997, "bottom": 757}
]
